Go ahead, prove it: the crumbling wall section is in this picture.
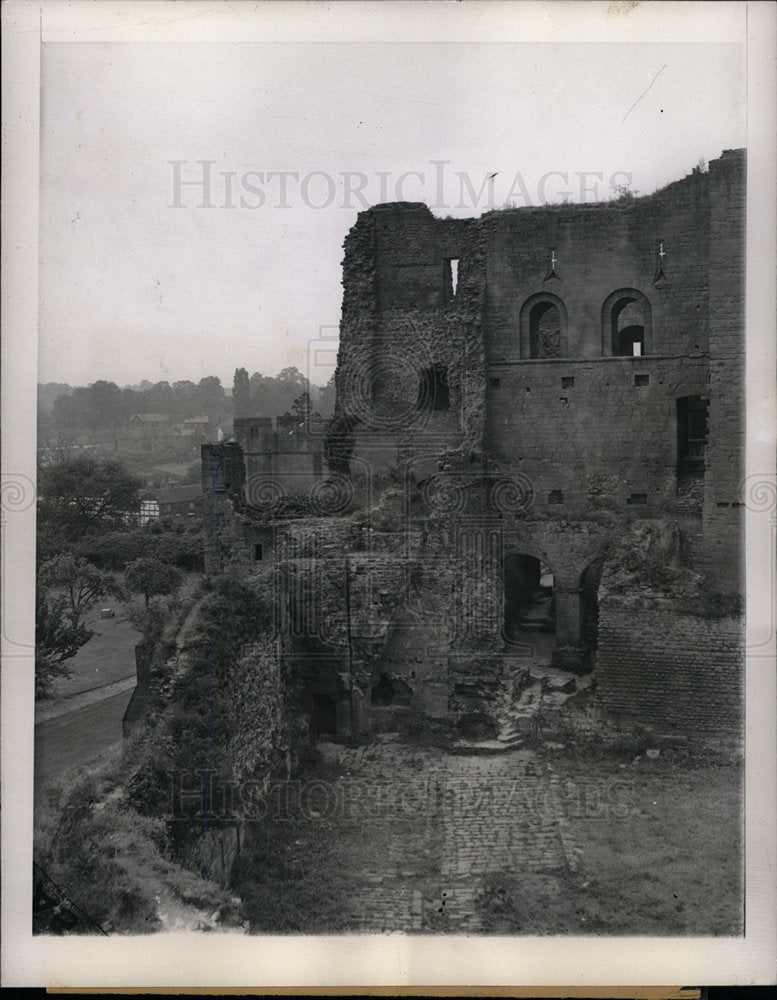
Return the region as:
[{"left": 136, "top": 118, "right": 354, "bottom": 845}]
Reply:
[{"left": 331, "top": 204, "right": 488, "bottom": 472}]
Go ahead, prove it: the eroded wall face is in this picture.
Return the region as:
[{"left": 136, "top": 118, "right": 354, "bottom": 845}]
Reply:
[
  {"left": 335, "top": 203, "right": 487, "bottom": 467},
  {"left": 702, "top": 151, "right": 746, "bottom": 592}
]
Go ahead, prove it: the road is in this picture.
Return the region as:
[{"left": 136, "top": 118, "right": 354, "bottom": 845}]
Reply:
[{"left": 34, "top": 689, "right": 133, "bottom": 812}]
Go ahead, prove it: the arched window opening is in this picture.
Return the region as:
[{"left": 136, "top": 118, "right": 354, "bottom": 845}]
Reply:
[
  {"left": 519, "top": 293, "right": 568, "bottom": 359},
  {"left": 417, "top": 363, "right": 450, "bottom": 411},
  {"left": 602, "top": 289, "right": 652, "bottom": 356},
  {"left": 444, "top": 258, "right": 459, "bottom": 301},
  {"left": 530, "top": 301, "right": 562, "bottom": 358}
]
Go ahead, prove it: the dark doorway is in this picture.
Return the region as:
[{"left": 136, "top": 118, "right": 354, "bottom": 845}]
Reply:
[
  {"left": 313, "top": 693, "right": 337, "bottom": 735},
  {"left": 677, "top": 395, "right": 708, "bottom": 471},
  {"left": 504, "top": 554, "right": 556, "bottom": 656},
  {"left": 371, "top": 673, "right": 413, "bottom": 707},
  {"left": 580, "top": 558, "right": 604, "bottom": 652}
]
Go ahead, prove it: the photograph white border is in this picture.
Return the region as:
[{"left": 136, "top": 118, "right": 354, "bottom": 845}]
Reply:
[{"left": 2, "top": 1, "right": 775, "bottom": 989}]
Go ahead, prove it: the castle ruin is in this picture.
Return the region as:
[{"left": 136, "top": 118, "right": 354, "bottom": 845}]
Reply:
[{"left": 203, "top": 149, "right": 745, "bottom": 746}]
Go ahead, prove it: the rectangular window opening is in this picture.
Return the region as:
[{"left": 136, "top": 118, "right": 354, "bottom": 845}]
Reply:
[
  {"left": 548, "top": 490, "right": 564, "bottom": 505},
  {"left": 489, "top": 377, "right": 501, "bottom": 389},
  {"left": 634, "top": 374, "right": 649, "bottom": 387},
  {"left": 444, "top": 257, "right": 459, "bottom": 301},
  {"left": 561, "top": 376, "right": 574, "bottom": 389},
  {"left": 253, "top": 543, "right": 264, "bottom": 561},
  {"left": 627, "top": 493, "right": 648, "bottom": 505}
]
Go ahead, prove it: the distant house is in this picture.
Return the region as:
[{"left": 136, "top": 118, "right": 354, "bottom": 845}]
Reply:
[
  {"left": 118, "top": 413, "right": 196, "bottom": 460},
  {"left": 140, "top": 484, "right": 203, "bottom": 521},
  {"left": 128, "top": 413, "right": 170, "bottom": 428},
  {"left": 183, "top": 415, "right": 210, "bottom": 431}
]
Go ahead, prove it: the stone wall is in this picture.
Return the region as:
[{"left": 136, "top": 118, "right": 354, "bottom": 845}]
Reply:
[
  {"left": 486, "top": 355, "right": 709, "bottom": 514},
  {"left": 480, "top": 170, "right": 713, "bottom": 362},
  {"left": 200, "top": 151, "right": 745, "bottom": 741}
]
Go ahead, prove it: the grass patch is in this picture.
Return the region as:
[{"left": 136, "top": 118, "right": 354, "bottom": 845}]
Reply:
[{"left": 477, "top": 748, "right": 743, "bottom": 935}]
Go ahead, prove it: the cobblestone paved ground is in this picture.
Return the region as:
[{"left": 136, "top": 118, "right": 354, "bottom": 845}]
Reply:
[{"left": 314, "top": 739, "right": 573, "bottom": 932}]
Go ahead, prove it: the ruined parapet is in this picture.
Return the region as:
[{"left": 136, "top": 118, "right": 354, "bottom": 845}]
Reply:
[{"left": 333, "top": 202, "right": 487, "bottom": 474}]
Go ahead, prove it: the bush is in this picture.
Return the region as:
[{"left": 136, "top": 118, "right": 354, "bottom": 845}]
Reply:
[{"left": 35, "top": 768, "right": 241, "bottom": 934}]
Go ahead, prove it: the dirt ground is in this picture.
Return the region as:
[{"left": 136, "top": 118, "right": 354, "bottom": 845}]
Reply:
[{"left": 234, "top": 736, "right": 743, "bottom": 936}]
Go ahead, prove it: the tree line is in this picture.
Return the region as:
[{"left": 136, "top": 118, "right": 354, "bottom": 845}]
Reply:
[{"left": 39, "top": 367, "right": 336, "bottom": 436}]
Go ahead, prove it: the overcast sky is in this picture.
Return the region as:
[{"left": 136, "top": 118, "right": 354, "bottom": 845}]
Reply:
[{"left": 39, "top": 32, "right": 745, "bottom": 389}]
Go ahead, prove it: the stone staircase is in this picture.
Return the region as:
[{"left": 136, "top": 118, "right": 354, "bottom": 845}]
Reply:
[{"left": 493, "top": 656, "right": 594, "bottom": 749}]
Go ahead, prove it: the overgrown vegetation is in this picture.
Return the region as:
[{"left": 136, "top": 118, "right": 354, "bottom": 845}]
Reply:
[
  {"left": 34, "top": 749, "right": 243, "bottom": 934},
  {"left": 35, "top": 453, "right": 204, "bottom": 696},
  {"left": 600, "top": 519, "right": 742, "bottom": 618}
]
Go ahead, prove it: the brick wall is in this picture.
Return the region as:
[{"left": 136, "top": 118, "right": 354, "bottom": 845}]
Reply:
[
  {"left": 596, "top": 602, "right": 743, "bottom": 739},
  {"left": 703, "top": 150, "right": 746, "bottom": 592}
]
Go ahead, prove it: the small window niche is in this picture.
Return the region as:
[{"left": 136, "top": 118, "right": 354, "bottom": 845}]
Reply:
[
  {"left": 561, "top": 376, "right": 574, "bottom": 389},
  {"left": 253, "top": 543, "right": 264, "bottom": 561},
  {"left": 627, "top": 493, "right": 648, "bottom": 505},
  {"left": 548, "top": 490, "right": 564, "bottom": 505},
  {"left": 489, "top": 377, "right": 501, "bottom": 390},
  {"left": 444, "top": 258, "right": 459, "bottom": 302},
  {"left": 634, "top": 374, "right": 650, "bottom": 387},
  {"left": 417, "top": 363, "right": 450, "bottom": 412}
]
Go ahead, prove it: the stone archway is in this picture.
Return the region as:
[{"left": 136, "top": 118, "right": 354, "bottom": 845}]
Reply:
[{"left": 503, "top": 552, "right": 557, "bottom": 661}]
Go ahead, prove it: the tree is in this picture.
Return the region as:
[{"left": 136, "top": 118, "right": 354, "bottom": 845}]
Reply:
[
  {"left": 35, "top": 589, "right": 92, "bottom": 698},
  {"left": 315, "top": 373, "right": 336, "bottom": 418},
  {"left": 233, "top": 367, "right": 251, "bottom": 418},
  {"left": 291, "top": 391, "right": 312, "bottom": 423},
  {"left": 124, "top": 557, "right": 183, "bottom": 609},
  {"left": 196, "top": 376, "right": 225, "bottom": 417},
  {"left": 37, "top": 456, "right": 143, "bottom": 540},
  {"left": 38, "top": 553, "right": 123, "bottom": 632}
]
